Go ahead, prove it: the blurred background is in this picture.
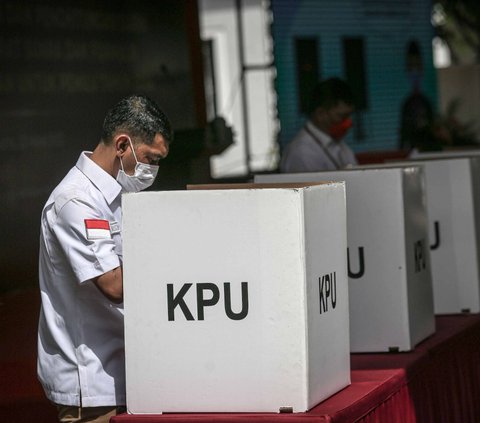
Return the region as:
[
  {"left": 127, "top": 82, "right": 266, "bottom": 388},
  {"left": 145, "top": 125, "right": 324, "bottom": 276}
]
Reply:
[{"left": 1, "top": 0, "right": 479, "bottom": 293}]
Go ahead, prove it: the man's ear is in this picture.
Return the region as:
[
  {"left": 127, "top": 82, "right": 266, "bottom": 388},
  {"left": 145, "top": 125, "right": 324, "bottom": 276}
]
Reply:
[
  {"left": 311, "top": 106, "right": 326, "bottom": 126},
  {"left": 114, "top": 135, "right": 130, "bottom": 158}
]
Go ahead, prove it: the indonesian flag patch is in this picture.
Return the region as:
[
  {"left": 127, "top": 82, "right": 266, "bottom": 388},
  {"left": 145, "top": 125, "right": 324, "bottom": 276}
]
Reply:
[{"left": 84, "top": 219, "right": 111, "bottom": 240}]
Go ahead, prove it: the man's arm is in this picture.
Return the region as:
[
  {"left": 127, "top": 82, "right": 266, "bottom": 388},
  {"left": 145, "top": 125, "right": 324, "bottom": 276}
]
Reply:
[
  {"left": 93, "top": 266, "right": 123, "bottom": 303},
  {"left": 52, "top": 196, "right": 123, "bottom": 301}
]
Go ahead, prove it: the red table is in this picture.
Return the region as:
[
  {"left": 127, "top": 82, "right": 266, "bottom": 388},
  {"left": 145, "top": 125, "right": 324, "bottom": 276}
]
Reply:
[{"left": 111, "top": 314, "right": 480, "bottom": 423}]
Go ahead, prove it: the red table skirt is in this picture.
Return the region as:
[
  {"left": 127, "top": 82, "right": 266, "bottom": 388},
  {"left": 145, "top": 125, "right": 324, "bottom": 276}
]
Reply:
[{"left": 111, "top": 314, "right": 480, "bottom": 423}]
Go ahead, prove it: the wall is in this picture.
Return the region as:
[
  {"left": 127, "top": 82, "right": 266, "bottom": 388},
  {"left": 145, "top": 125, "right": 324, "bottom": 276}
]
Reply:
[
  {"left": 199, "top": 0, "right": 279, "bottom": 177},
  {"left": 0, "top": 0, "right": 202, "bottom": 292},
  {"left": 271, "top": 0, "right": 438, "bottom": 153}
]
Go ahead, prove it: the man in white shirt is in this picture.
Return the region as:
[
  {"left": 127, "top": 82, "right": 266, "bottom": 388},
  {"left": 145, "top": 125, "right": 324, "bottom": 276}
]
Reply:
[
  {"left": 280, "top": 78, "right": 357, "bottom": 172},
  {"left": 38, "top": 95, "right": 172, "bottom": 422}
]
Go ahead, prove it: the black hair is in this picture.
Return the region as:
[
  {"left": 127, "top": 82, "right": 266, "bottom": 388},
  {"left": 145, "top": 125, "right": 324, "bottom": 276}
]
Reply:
[
  {"left": 308, "top": 78, "right": 354, "bottom": 114},
  {"left": 101, "top": 94, "right": 173, "bottom": 145}
]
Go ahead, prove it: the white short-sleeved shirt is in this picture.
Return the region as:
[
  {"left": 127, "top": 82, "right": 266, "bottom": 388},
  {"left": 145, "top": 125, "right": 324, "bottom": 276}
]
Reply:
[
  {"left": 280, "top": 120, "right": 357, "bottom": 173},
  {"left": 38, "top": 152, "right": 125, "bottom": 407}
]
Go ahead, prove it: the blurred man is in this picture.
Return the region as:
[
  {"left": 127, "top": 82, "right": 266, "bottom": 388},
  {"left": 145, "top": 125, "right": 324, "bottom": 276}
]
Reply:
[
  {"left": 280, "top": 77, "right": 357, "bottom": 172},
  {"left": 38, "top": 94, "right": 172, "bottom": 422}
]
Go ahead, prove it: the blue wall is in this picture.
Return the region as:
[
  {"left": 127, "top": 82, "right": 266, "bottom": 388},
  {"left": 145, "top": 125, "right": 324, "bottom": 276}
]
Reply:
[{"left": 271, "top": 0, "right": 438, "bottom": 153}]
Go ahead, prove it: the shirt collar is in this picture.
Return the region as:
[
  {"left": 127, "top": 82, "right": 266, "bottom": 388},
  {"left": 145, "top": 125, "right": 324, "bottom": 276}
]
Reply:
[
  {"left": 305, "top": 120, "right": 334, "bottom": 147},
  {"left": 75, "top": 151, "right": 122, "bottom": 205}
]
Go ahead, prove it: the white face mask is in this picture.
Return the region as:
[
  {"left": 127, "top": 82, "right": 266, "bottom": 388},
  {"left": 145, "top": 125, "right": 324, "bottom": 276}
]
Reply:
[{"left": 116, "top": 138, "right": 159, "bottom": 193}]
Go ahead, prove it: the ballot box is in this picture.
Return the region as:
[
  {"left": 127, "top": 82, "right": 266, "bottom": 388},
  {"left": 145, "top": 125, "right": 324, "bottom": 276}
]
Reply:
[
  {"left": 388, "top": 157, "right": 480, "bottom": 314},
  {"left": 122, "top": 183, "right": 350, "bottom": 413},
  {"left": 410, "top": 149, "right": 480, "bottom": 160},
  {"left": 256, "top": 168, "right": 435, "bottom": 352},
  {"left": 354, "top": 158, "right": 480, "bottom": 314}
]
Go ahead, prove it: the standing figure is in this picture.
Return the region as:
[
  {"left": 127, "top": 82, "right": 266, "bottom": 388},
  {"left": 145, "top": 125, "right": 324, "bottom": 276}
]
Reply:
[
  {"left": 281, "top": 77, "right": 357, "bottom": 173},
  {"left": 37, "top": 94, "right": 172, "bottom": 422}
]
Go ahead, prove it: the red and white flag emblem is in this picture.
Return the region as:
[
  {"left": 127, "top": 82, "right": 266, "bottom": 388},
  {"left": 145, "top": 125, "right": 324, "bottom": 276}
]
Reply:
[{"left": 84, "top": 219, "right": 111, "bottom": 240}]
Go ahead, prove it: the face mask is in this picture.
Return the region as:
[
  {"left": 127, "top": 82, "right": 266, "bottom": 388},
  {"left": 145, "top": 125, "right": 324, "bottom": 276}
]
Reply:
[
  {"left": 116, "top": 138, "right": 159, "bottom": 193},
  {"left": 328, "top": 117, "right": 353, "bottom": 141}
]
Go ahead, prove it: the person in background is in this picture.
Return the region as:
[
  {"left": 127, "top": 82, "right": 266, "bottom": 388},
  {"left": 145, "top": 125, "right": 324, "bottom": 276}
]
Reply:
[
  {"left": 37, "top": 94, "right": 172, "bottom": 422},
  {"left": 280, "top": 77, "right": 357, "bottom": 173}
]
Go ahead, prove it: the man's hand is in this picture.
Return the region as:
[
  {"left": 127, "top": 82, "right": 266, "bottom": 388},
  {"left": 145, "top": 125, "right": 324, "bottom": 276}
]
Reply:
[{"left": 93, "top": 266, "right": 123, "bottom": 303}]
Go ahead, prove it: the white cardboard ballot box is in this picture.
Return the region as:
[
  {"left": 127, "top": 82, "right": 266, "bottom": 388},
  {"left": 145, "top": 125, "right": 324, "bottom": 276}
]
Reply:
[
  {"left": 385, "top": 157, "right": 480, "bottom": 314},
  {"left": 410, "top": 149, "right": 480, "bottom": 160},
  {"left": 256, "top": 168, "right": 435, "bottom": 353},
  {"left": 122, "top": 183, "right": 350, "bottom": 414}
]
